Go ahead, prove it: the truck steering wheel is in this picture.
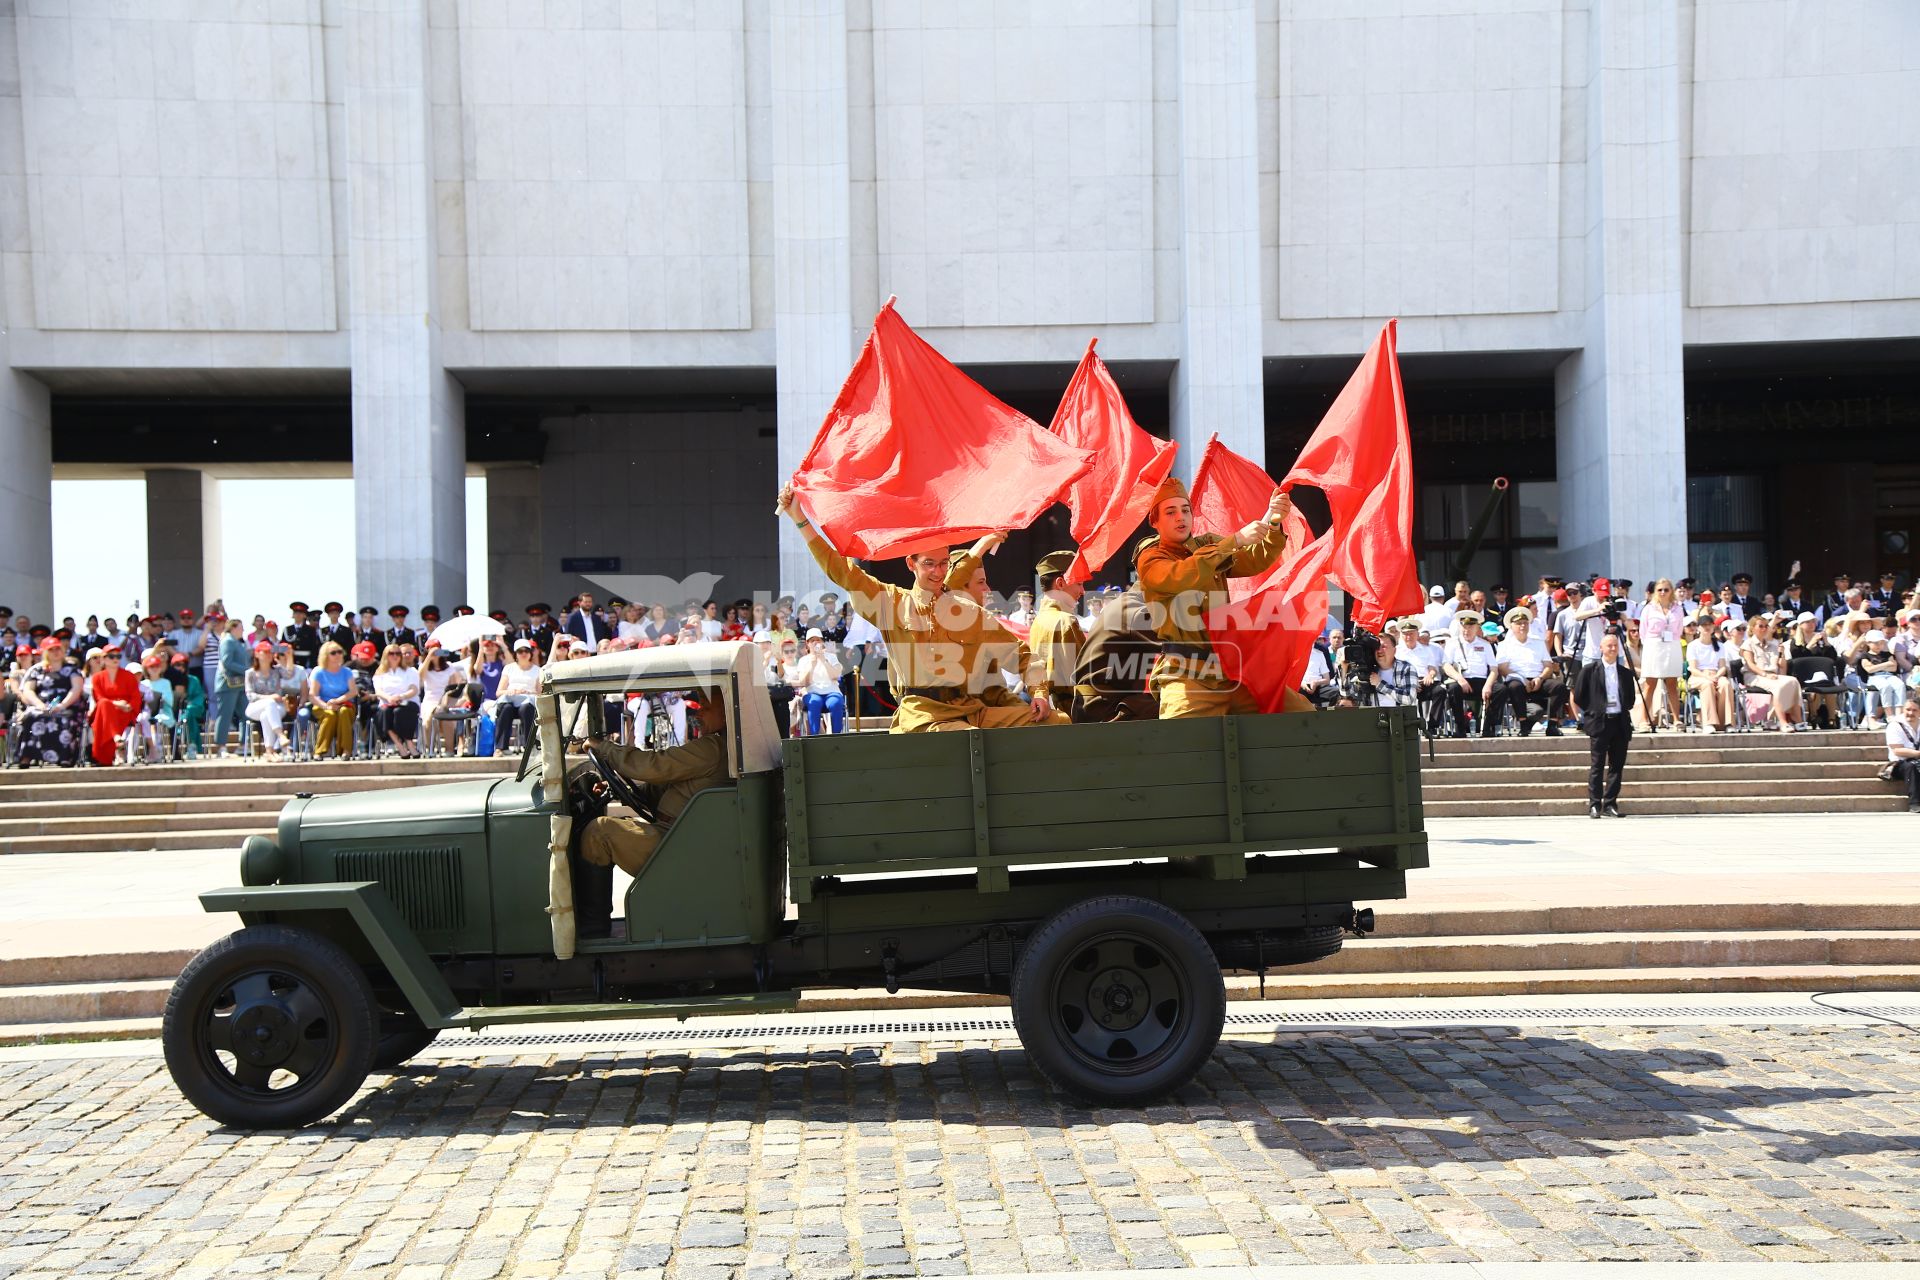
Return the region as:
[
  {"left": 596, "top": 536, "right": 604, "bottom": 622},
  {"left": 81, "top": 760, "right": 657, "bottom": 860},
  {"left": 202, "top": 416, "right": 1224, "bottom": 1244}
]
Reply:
[{"left": 585, "top": 744, "right": 660, "bottom": 824}]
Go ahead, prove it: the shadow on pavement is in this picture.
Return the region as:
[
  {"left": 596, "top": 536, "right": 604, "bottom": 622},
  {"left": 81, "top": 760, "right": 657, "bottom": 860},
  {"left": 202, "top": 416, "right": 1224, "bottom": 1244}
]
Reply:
[{"left": 312, "top": 1024, "right": 1908, "bottom": 1168}]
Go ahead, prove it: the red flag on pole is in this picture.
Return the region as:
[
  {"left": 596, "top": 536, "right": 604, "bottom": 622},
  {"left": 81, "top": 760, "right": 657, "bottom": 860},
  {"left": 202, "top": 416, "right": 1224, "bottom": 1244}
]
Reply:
[
  {"left": 1190, "top": 436, "right": 1330, "bottom": 711},
  {"left": 1047, "top": 339, "right": 1178, "bottom": 582},
  {"left": 1282, "top": 319, "right": 1423, "bottom": 632},
  {"left": 789, "top": 300, "right": 1094, "bottom": 559}
]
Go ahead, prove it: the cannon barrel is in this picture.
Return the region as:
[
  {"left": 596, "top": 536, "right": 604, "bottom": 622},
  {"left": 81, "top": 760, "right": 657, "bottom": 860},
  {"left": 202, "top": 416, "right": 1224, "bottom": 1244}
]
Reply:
[{"left": 1449, "top": 477, "right": 1510, "bottom": 584}]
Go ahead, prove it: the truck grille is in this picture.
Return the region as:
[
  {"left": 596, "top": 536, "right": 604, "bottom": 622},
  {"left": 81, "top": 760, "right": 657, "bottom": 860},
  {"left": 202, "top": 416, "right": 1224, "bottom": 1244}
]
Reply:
[{"left": 335, "top": 845, "right": 465, "bottom": 933}]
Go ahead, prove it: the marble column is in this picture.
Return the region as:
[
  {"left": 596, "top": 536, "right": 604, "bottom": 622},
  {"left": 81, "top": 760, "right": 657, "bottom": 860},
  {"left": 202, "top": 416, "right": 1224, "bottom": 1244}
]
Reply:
[
  {"left": 770, "top": 0, "right": 853, "bottom": 601},
  {"left": 1170, "top": 0, "right": 1266, "bottom": 476},
  {"left": 343, "top": 0, "right": 466, "bottom": 610},
  {"left": 0, "top": 13, "right": 51, "bottom": 620},
  {"left": 485, "top": 464, "right": 544, "bottom": 620},
  {"left": 144, "top": 470, "right": 223, "bottom": 615},
  {"left": 1554, "top": 0, "right": 1688, "bottom": 583}
]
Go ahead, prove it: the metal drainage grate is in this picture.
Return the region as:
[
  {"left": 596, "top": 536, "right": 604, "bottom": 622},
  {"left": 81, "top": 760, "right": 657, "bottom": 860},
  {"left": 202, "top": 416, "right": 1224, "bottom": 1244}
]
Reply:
[{"left": 462, "top": 1003, "right": 1920, "bottom": 1048}]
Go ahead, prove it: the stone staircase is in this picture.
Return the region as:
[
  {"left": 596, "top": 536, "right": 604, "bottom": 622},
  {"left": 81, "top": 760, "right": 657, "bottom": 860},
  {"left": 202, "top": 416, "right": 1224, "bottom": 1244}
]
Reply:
[
  {"left": 1422, "top": 727, "right": 1901, "bottom": 816},
  {"left": 4, "top": 897, "right": 1917, "bottom": 1045},
  {"left": 0, "top": 756, "right": 510, "bottom": 854}
]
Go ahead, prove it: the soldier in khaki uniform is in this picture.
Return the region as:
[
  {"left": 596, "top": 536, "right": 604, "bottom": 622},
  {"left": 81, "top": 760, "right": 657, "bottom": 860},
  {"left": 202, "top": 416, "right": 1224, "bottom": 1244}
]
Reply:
[
  {"left": 579, "top": 692, "right": 730, "bottom": 876},
  {"left": 943, "top": 536, "right": 1070, "bottom": 725},
  {"left": 777, "top": 485, "right": 1058, "bottom": 731},
  {"left": 1072, "top": 583, "right": 1161, "bottom": 723},
  {"left": 1026, "top": 550, "right": 1086, "bottom": 707},
  {"left": 1134, "top": 474, "right": 1311, "bottom": 717}
]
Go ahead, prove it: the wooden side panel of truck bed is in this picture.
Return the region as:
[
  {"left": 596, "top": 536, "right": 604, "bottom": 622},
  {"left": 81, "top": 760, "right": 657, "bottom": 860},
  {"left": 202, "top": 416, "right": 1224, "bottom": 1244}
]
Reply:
[{"left": 780, "top": 707, "right": 1426, "bottom": 903}]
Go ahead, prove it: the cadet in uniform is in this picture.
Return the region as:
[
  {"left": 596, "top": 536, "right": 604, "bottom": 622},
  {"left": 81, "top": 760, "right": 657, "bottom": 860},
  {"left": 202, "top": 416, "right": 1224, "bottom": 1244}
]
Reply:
[
  {"left": 319, "top": 602, "right": 355, "bottom": 654},
  {"left": 1026, "top": 550, "right": 1086, "bottom": 710},
  {"left": 1134, "top": 475, "right": 1303, "bottom": 717},
  {"left": 523, "top": 604, "right": 558, "bottom": 657},
  {"left": 777, "top": 484, "right": 1058, "bottom": 731},
  {"left": 384, "top": 605, "right": 420, "bottom": 652},
  {"left": 1071, "top": 582, "right": 1161, "bottom": 723},
  {"left": 285, "top": 603, "right": 321, "bottom": 672},
  {"left": 578, "top": 691, "right": 730, "bottom": 877}
]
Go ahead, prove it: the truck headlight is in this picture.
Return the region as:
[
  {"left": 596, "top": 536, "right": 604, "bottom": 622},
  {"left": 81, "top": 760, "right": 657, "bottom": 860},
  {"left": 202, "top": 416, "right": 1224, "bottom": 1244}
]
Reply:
[{"left": 240, "top": 836, "right": 287, "bottom": 886}]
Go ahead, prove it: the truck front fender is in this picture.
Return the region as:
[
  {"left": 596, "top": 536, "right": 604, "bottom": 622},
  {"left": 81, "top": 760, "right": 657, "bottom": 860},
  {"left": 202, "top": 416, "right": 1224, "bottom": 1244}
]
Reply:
[{"left": 200, "top": 882, "right": 464, "bottom": 1030}]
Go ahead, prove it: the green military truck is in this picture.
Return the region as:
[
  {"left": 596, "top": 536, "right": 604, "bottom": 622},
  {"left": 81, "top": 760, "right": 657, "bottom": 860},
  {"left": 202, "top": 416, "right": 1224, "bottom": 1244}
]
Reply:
[{"left": 163, "top": 642, "right": 1427, "bottom": 1128}]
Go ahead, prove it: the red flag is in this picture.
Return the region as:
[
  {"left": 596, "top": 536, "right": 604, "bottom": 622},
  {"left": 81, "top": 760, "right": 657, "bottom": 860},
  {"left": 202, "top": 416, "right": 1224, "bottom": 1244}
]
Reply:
[
  {"left": 1047, "top": 339, "right": 1177, "bottom": 582},
  {"left": 1281, "top": 319, "right": 1423, "bottom": 632},
  {"left": 1189, "top": 436, "right": 1329, "bottom": 711},
  {"left": 790, "top": 301, "right": 1094, "bottom": 559}
]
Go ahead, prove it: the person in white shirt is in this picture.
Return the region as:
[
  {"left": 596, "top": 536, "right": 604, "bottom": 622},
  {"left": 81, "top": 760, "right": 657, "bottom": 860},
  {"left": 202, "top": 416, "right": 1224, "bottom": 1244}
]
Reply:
[
  {"left": 1488, "top": 608, "right": 1565, "bottom": 736},
  {"left": 1419, "top": 585, "right": 1456, "bottom": 635},
  {"left": 371, "top": 644, "right": 423, "bottom": 758},
  {"left": 1441, "top": 610, "right": 1497, "bottom": 736},
  {"left": 1885, "top": 692, "right": 1920, "bottom": 813},
  {"left": 1685, "top": 611, "right": 1734, "bottom": 732},
  {"left": 494, "top": 639, "right": 542, "bottom": 750},
  {"left": 788, "top": 628, "right": 847, "bottom": 735},
  {"left": 1394, "top": 619, "right": 1447, "bottom": 733}
]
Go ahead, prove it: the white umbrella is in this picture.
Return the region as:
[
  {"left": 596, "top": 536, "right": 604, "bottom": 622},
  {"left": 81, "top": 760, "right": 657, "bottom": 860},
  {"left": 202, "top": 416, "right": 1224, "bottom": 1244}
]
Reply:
[{"left": 428, "top": 614, "right": 508, "bottom": 652}]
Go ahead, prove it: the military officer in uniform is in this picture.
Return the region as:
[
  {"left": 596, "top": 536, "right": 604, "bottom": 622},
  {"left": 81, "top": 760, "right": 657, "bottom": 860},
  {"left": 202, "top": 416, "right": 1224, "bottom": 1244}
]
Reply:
[
  {"left": 319, "top": 603, "right": 355, "bottom": 654},
  {"left": 777, "top": 484, "right": 1058, "bottom": 731},
  {"left": 578, "top": 691, "right": 730, "bottom": 877},
  {"left": 418, "top": 605, "right": 443, "bottom": 643},
  {"left": 1134, "top": 474, "right": 1305, "bottom": 717},
  {"left": 1027, "top": 550, "right": 1086, "bottom": 709},
  {"left": 285, "top": 602, "right": 322, "bottom": 671},
  {"left": 523, "top": 604, "right": 558, "bottom": 657},
  {"left": 1071, "top": 582, "right": 1161, "bottom": 723},
  {"left": 383, "top": 605, "right": 419, "bottom": 652}
]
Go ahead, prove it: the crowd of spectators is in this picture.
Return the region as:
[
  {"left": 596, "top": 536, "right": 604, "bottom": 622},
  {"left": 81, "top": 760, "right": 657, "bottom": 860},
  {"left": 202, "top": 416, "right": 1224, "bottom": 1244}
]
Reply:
[{"left": 7, "top": 566, "right": 1918, "bottom": 770}]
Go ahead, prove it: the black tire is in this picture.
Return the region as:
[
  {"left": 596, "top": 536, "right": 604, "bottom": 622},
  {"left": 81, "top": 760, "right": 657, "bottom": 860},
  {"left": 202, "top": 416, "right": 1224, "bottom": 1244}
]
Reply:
[
  {"left": 372, "top": 1010, "right": 440, "bottom": 1069},
  {"left": 162, "top": 924, "right": 378, "bottom": 1129},
  {"left": 1011, "top": 895, "right": 1226, "bottom": 1107}
]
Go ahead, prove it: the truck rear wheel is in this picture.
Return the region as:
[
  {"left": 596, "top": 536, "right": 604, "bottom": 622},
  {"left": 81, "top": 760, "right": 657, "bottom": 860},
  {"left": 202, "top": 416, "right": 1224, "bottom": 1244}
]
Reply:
[
  {"left": 162, "top": 925, "right": 378, "bottom": 1129},
  {"left": 1011, "top": 895, "right": 1225, "bottom": 1107}
]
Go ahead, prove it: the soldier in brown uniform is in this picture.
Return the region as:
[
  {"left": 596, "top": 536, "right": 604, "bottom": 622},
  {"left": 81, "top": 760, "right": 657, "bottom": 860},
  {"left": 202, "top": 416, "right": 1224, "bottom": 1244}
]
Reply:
[
  {"left": 579, "top": 692, "right": 730, "bottom": 876},
  {"left": 943, "top": 535, "right": 1070, "bottom": 725},
  {"left": 1072, "top": 583, "right": 1161, "bottom": 723},
  {"left": 777, "top": 485, "right": 1058, "bottom": 730},
  {"left": 1026, "top": 550, "right": 1085, "bottom": 708},
  {"left": 1134, "top": 474, "right": 1308, "bottom": 717}
]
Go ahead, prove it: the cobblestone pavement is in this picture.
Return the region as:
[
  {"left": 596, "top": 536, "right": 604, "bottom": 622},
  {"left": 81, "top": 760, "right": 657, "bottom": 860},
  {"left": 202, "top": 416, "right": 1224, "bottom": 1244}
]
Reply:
[{"left": 3, "top": 1022, "right": 1920, "bottom": 1278}]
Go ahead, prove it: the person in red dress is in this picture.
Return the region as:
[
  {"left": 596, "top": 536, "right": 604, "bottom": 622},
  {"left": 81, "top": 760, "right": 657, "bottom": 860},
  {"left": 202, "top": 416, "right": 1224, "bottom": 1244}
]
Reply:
[{"left": 88, "top": 644, "right": 143, "bottom": 765}]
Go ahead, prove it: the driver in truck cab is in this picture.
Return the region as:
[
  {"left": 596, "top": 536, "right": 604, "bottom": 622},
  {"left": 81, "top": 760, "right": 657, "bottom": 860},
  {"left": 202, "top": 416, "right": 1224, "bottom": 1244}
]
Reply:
[{"left": 578, "top": 690, "right": 729, "bottom": 876}]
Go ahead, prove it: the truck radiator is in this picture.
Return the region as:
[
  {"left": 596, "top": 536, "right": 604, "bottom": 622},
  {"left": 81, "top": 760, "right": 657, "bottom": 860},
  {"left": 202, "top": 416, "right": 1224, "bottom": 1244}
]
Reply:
[{"left": 334, "top": 846, "right": 466, "bottom": 933}]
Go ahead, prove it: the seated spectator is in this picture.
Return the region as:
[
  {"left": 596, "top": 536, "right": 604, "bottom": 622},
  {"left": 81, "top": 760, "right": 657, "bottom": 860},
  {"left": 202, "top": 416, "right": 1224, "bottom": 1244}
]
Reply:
[
  {"left": 1786, "top": 613, "right": 1842, "bottom": 728},
  {"left": 494, "top": 638, "right": 542, "bottom": 751},
  {"left": 1394, "top": 619, "right": 1446, "bottom": 733},
  {"left": 788, "top": 628, "right": 846, "bottom": 735},
  {"left": 1489, "top": 608, "right": 1565, "bottom": 736},
  {"left": 1739, "top": 614, "right": 1807, "bottom": 732},
  {"left": 1687, "top": 612, "right": 1734, "bottom": 732},
  {"left": 1894, "top": 609, "right": 1920, "bottom": 675},
  {"left": 14, "top": 637, "right": 82, "bottom": 768},
  {"left": 243, "top": 641, "right": 290, "bottom": 760},
  {"left": 1301, "top": 640, "right": 1340, "bottom": 709},
  {"left": 372, "top": 644, "right": 422, "bottom": 757},
  {"left": 308, "top": 642, "right": 357, "bottom": 758},
  {"left": 1884, "top": 691, "right": 1920, "bottom": 813},
  {"left": 1441, "top": 611, "right": 1495, "bottom": 736},
  {"left": 1362, "top": 636, "right": 1419, "bottom": 708},
  {"left": 1857, "top": 629, "right": 1904, "bottom": 730}
]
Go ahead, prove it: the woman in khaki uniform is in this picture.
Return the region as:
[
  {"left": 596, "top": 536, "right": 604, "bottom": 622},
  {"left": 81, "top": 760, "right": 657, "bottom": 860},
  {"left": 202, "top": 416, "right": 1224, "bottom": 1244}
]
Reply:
[
  {"left": 776, "top": 485, "right": 1058, "bottom": 731},
  {"left": 1134, "top": 475, "right": 1306, "bottom": 717}
]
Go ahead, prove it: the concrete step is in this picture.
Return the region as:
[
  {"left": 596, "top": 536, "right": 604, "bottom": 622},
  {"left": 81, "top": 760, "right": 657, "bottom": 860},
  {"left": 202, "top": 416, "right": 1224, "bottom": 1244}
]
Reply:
[
  {"left": 0, "top": 794, "right": 293, "bottom": 820},
  {"left": 0, "top": 949, "right": 197, "bottom": 987},
  {"left": 1375, "top": 901, "right": 1919, "bottom": 938},
  {"left": 0, "top": 772, "right": 500, "bottom": 806},
  {"left": 1246, "top": 964, "right": 1920, "bottom": 1000},
  {"left": 1313, "top": 929, "right": 1920, "bottom": 975},
  {"left": 1423, "top": 760, "right": 1880, "bottom": 783},
  {"left": 1424, "top": 777, "right": 1898, "bottom": 801},
  {"left": 0, "top": 826, "right": 272, "bottom": 854},
  {"left": 1428, "top": 728, "right": 1882, "bottom": 754},
  {"left": 0, "top": 1016, "right": 166, "bottom": 1047},
  {"left": 0, "top": 809, "right": 305, "bottom": 838},
  {"left": 1423, "top": 794, "right": 1909, "bottom": 817},
  {"left": 1427, "top": 742, "right": 1883, "bottom": 769},
  {"left": 0, "top": 756, "right": 506, "bottom": 790},
  {"left": 0, "top": 978, "right": 172, "bottom": 1025}
]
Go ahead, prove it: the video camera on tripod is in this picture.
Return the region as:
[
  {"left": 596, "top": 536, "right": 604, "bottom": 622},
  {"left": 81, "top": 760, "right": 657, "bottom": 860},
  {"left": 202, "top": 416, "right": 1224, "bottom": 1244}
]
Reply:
[{"left": 1333, "top": 623, "right": 1383, "bottom": 707}]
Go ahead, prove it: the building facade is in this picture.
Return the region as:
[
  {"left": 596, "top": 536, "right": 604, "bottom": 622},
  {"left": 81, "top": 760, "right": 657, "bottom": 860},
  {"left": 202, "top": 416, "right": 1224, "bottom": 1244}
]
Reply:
[{"left": 1, "top": 0, "right": 1916, "bottom": 618}]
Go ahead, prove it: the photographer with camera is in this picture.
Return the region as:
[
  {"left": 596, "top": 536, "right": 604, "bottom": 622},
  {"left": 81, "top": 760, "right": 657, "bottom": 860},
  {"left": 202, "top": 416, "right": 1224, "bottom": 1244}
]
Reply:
[
  {"left": 1362, "top": 632, "right": 1421, "bottom": 708},
  {"left": 1558, "top": 578, "right": 1626, "bottom": 668}
]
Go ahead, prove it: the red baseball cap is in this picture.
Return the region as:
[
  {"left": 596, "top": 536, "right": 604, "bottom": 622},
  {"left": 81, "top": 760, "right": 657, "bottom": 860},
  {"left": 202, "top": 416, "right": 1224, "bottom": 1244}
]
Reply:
[
  {"left": 252, "top": 641, "right": 273, "bottom": 655},
  {"left": 351, "top": 641, "right": 378, "bottom": 661},
  {"left": 1594, "top": 578, "right": 1612, "bottom": 596}
]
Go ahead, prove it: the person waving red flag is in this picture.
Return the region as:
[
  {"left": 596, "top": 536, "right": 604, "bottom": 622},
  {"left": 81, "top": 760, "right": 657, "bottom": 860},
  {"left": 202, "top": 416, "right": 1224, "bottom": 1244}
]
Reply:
[
  {"left": 789, "top": 300, "right": 1093, "bottom": 559},
  {"left": 1048, "top": 338, "right": 1177, "bottom": 582}
]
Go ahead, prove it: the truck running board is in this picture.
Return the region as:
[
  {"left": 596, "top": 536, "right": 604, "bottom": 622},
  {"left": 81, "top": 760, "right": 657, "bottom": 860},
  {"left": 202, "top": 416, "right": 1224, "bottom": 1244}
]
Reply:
[{"left": 448, "top": 990, "right": 800, "bottom": 1031}]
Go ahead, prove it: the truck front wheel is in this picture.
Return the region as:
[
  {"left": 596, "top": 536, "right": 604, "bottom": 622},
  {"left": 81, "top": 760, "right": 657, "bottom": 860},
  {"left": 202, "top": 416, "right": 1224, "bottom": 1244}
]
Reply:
[
  {"left": 1011, "top": 895, "right": 1226, "bottom": 1107},
  {"left": 162, "top": 925, "right": 378, "bottom": 1129}
]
